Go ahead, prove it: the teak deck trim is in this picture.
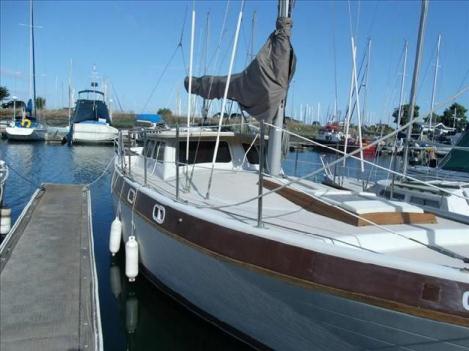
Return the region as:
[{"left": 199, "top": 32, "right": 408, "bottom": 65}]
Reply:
[{"left": 262, "top": 178, "right": 437, "bottom": 226}]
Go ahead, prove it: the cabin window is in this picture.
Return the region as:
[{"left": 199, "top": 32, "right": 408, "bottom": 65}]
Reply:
[
  {"left": 410, "top": 196, "right": 425, "bottom": 206},
  {"left": 145, "top": 140, "right": 155, "bottom": 157},
  {"left": 242, "top": 143, "right": 259, "bottom": 164},
  {"left": 380, "top": 190, "right": 405, "bottom": 201},
  {"left": 178, "top": 141, "right": 231, "bottom": 164},
  {"left": 155, "top": 142, "right": 165, "bottom": 162},
  {"left": 410, "top": 196, "right": 440, "bottom": 208}
]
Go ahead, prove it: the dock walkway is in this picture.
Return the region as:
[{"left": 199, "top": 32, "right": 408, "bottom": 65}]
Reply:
[{"left": 0, "top": 184, "right": 102, "bottom": 351}]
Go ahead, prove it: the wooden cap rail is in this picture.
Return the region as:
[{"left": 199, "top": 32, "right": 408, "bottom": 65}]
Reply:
[{"left": 262, "top": 179, "right": 437, "bottom": 227}]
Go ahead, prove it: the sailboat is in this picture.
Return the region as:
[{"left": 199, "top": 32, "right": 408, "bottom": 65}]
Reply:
[
  {"left": 5, "top": 0, "right": 46, "bottom": 142},
  {"left": 112, "top": 1, "right": 469, "bottom": 349},
  {"left": 371, "top": 126, "right": 469, "bottom": 224}
]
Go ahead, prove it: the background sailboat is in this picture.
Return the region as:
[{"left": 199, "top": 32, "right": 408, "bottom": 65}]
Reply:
[{"left": 5, "top": 0, "right": 46, "bottom": 141}]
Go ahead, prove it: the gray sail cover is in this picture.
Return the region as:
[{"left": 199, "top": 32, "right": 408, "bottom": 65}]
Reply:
[{"left": 185, "top": 17, "right": 296, "bottom": 122}]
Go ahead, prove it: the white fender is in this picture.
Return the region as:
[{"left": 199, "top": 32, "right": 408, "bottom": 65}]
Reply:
[
  {"left": 125, "top": 236, "right": 139, "bottom": 282},
  {"left": 0, "top": 208, "right": 11, "bottom": 216},
  {"left": 0, "top": 224, "right": 10, "bottom": 235},
  {"left": 109, "top": 217, "right": 122, "bottom": 256},
  {"left": 0, "top": 216, "right": 11, "bottom": 228}
]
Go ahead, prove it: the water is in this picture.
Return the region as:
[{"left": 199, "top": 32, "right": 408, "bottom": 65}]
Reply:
[
  {"left": 283, "top": 147, "right": 396, "bottom": 183},
  {"left": 0, "top": 140, "right": 251, "bottom": 351},
  {"left": 0, "top": 141, "right": 395, "bottom": 350}
]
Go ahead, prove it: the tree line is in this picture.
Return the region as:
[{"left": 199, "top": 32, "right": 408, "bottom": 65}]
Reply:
[
  {"left": 0, "top": 85, "right": 46, "bottom": 109},
  {"left": 392, "top": 102, "right": 468, "bottom": 132}
]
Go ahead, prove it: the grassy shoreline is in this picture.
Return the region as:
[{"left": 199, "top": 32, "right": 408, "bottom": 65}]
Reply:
[
  {"left": 0, "top": 108, "right": 136, "bottom": 129},
  {"left": 0, "top": 108, "right": 326, "bottom": 138}
]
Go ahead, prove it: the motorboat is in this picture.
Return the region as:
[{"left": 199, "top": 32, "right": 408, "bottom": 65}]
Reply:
[{"left": 68, "top": 88, "right": 118, "bottom": 144}]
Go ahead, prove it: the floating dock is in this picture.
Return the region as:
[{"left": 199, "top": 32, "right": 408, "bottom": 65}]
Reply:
[{"left": 0, "top": 184, "right": 102, "bottom": 351}]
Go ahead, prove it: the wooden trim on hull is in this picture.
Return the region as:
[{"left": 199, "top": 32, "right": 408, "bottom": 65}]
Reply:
[
  {"left": 262, "top": 179, "right": 437, "bottom": 226},
  {"left": 112, "top": 173, "right": 469, "bottom": 327}
]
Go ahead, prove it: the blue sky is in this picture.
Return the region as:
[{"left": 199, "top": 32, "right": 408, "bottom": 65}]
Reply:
[{"left": 1, "top": 0, "right": 468, "bottom": 125}]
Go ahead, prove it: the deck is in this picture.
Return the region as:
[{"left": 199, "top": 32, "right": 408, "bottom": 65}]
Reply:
[
  {"left": 123, "top": 160, "right": 469, "bottom": 272},
  {"left": 0, "top": 184, "right": 102, "bottom": 351}
]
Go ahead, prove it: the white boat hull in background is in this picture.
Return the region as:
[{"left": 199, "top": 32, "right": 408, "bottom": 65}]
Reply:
[
  {"left": 5, "top": 126, "right": 47, "bottom": 141},
  {"left": 72, "top": 123, "right": 118, "bottom": 144}
]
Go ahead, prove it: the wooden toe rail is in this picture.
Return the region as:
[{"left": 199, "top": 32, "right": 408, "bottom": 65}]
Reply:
[{"left": 263, "top": 179, "right": 437, "bottom": 227}]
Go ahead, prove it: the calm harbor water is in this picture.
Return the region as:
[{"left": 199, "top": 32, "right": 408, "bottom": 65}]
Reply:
[{"left": 0, "top": 140, "right": 394, "bottom": 350}]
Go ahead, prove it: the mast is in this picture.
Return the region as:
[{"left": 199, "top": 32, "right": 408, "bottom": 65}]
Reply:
[
  {"left": 201, "top": 12, "right": 209, "bottom": 120},
  {"left": 362, "top": 38, "right": 371, "bottom": 126},
  {"left": 68, "top": 59, "right": 73, "bottom": 124},
  {"left": 30, "top": 0, "right": 37, "bottom": 119},
  {"left": 247, "top": 11, "right": 256, "bottom": 65},
  {"left": 351, "top": 37, "right": 364, "bottom": 172},
  {"left": 266, "top": 0, "right": 292, "bottom": 176},
  {"left": 429, "top": 34, "right": 441, "bottom": 132},
  {"left": 396, "top": 42, "right": 408, "bottom": 128},
  {"left": 186, "top": 6, "right": 195, "bottom": 187},
  {"left": 403, "top": 0, "right": 429, "bottom": 176}
]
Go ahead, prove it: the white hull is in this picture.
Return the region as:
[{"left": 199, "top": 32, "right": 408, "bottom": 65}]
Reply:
[
  {"left": 72, "top": 123, "right": 118, "bottom": 144},
  {"left": 5, "top": 126, "right": 46, "bottom": 141},
  {"left": 115, "top": 193, "right": 469, "bottom": 350}
]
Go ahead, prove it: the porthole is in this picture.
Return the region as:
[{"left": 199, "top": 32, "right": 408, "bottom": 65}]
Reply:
[
  {"left": 152, "top": 204, "right": 166, "bottom": 224},
  {"left": 127, "top": 188, "right": 136, "bottom": 204},
  {"left": 463, "top": 291, "right": 469, "bottom": 311}
]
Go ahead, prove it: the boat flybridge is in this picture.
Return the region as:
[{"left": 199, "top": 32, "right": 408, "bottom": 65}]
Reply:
[{"left": 112, "top": 125, "right": 469, "bottom": 350}]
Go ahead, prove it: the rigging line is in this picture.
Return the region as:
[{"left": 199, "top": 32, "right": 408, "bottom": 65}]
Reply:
[
  {"left": 178, "top": 3, "right": 189, "bottom": 48},
  {"left": 111, "top": 82, "right": 124, "bottom": 112},
  {"left": 364, "top": 0, "right": 379, "bottom": 37},
  {"left": 331, "top": 1, "right": 338, "bottom": 119},
  {"left": 267, "top": 120, "right": 469, "bottom": 201},
  {"left": 1, "top": 157, "right": 39, "bottom": 189},
  {"left": 206, "top": 0, "right": 244, "bottom": 200},
  {"left": 141, "top": 45, "right": 180, "bottom": 113},
  {"left": 215, "top": 206, "right": 379, "bottom": 254},
  {"left": 355, "top": 0, "right": 360, "bottom": 40},
  {"left": 347, "top": 0, "right": 354, "bottom": 42},
  {"left": 457, "top": 65, "right": 469, "bottom": 92},
  {"left": 342, "top": 47, "right": 367, "bottom": 124},
  {"left": 142, "top": 3, "right": 189, "bottom": 112},
  {"left": 205, "top": 1, "right": 233, "bottom": 117},
  {"left": 196, "top": 89, "right": 469, "bottom": 211},
  {"left": 86, "top": 155, "right": 116, "bottom": 188},
  {"left": 416, "top": 36, "right": 439, "bottom": 98},
  {"left": 208, "top": 0, "right": 231, "bottom": 67},
  {"left": 180, "top": 45, "right": 188, "bottom": 76}
]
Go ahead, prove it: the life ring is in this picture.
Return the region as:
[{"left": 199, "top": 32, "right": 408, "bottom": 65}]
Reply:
[{"left": 21, "top": 118, "right": 32, "bottom": 128}]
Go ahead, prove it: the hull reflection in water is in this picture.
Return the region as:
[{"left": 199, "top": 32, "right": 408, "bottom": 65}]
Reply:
[{"left": 109, "top": 254, "right": 252, "bottom": 350}]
